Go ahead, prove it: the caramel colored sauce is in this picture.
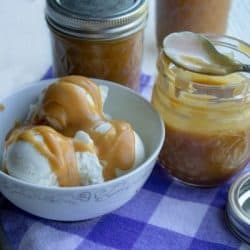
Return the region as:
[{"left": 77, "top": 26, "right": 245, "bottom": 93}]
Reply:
[
  {"left": 152, "top": 53, "right": 250, "bottom": 186},
  {"left": 35, "top": 76, "right": 104, "bottom": 135},
  {"left": 6, "top": 126, "right": 85, "bottom": 186},
  {"left": 0, "top": 104, "right": 5, "bottom": 111},
  {"left": 159, "top": 124, "right": 250, "bottom": 186},
  {"left": 33, "top": 76, "right": 135, "bottom": 180},
  {"left": 156, "top": 0, "right": 231, "bottom": 48},
  {"left": 50, "top": 28, "right": 143, "bottom": 90},
  {"left": 91, "top": 120, "right": 135, "bottom": 180}
]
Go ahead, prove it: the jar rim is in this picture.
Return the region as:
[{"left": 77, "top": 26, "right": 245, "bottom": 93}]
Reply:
[
  {"left": 160, "top": 33, "right": 250, "bottom": 87},
  {"left": 46, "top": 0, "right": 148, "bottom": 40},
  {"left": 202, "top": 33, "right": 250, "bottom": 50},
  {"left": 159, "top": 33, "right": 250, "bottom": 103}
]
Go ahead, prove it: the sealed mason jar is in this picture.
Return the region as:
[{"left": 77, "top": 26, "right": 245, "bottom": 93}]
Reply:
[
  {"left": 152, "top": 34, "right": 250, "bottom": 186},
  {"left": 156, "top": 0, "right": 231, "bottom": 48},
  {"left": 45, "top": 0, "right": 148, "bottom": 90}
]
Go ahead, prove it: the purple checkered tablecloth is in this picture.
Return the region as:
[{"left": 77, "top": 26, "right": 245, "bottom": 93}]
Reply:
[{"left": 0, "top": 72, "right": 249, "bottom": 250}]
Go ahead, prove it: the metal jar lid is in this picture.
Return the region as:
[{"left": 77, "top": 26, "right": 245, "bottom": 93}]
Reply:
[
  {"left": 225, "top": 172, "right": 250, "bottom": 244},
  {"left": 45, "top": 0, "right": 148, "bottom": 40}
]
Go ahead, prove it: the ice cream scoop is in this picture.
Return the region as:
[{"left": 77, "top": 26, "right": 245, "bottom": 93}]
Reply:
[
  {"left": 93, "top": 122, "right": 145, "bottom": 178},
  {"left": 30, "top": 76, "right": 108, "bottom": 135},
  {"left": 3, "top": 76, "right": 145, "bottom": 185},
  {"left": 27, "top": 77, "right": 108, "bottom": 126},
  {"left": 3, "top": 126, "right": 104, "bottom": 187},
  {"left": 74, "top": 131, "right": 104, "bottom": 185},
  {"left": 30, "top": 76, "right": 146, "bottom": 181}
]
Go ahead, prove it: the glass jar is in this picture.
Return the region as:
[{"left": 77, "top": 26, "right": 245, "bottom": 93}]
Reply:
[
  {"left": 152, "top": 34, "right": 250, "bottom": 187},
  {"left": 156, "top": 0, "right": 231, "bottom": 48},
  {"left": 45, "top": 0, "right": 148, "bottom": 90}
]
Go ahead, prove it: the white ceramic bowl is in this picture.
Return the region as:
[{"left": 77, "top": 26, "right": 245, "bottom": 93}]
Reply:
[{"left": 0, "top": 78, "right": 164, "bottom": 221}]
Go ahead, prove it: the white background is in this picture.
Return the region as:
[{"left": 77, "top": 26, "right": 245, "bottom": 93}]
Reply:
[{"left": 0, "top": 0, "right": 250, "bottom": 98}]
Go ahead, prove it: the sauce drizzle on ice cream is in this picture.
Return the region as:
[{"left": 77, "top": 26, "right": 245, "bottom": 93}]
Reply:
[
  {"left": 5, "top": 126, "right": 91, "bottom": 186},
  {"left": 32, "top": 76, "right": 136, "bottom": 181}
]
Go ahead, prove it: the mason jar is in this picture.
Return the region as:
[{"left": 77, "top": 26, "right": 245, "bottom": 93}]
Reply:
[
  {"left": 152, "top": 34, "right": 250, "bottom": 186},
  {"left": 45, "top": 0, "right": 148, "bottom": 90},
  {"left": 156, "top": 0, "right": 231, "bottom": 48}
]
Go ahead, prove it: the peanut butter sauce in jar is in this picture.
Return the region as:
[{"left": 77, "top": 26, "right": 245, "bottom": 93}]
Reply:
[
  {"left": 156, "top": 0, "right": 231, "bottom": 48},
  {"left": 152, "top": 34, "right": 250, "bottom": 187},
  {"left": 45, "top": 0, "right": 148, "bottom": 90}
]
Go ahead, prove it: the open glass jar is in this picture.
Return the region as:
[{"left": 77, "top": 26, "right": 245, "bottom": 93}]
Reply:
[
  {"left": 152, "top": 34, "right": 250, "bottom": 187},
  {"left": 45, "top": 0, "right": 148, "bottom": 90}
]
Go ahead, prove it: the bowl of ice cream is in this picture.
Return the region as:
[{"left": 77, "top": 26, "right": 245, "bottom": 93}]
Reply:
[{"left": 0, "top": 76, "right": 164, "bottom": 221}]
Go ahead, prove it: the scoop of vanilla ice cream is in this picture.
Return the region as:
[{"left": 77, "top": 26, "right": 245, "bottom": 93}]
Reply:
[
  {"left": 115, "top": 131, "right": 145, "bottom": 177},
  {"left": 4, "top": 135, "right": 59, "bottom": 186},
  {"left": 93, "top": 122, "right": 145, "bottom": 177},
  {"left": 25, "top": 89, "right": 45, "bottom": 124},
  {"left": 133, "top": 131, "right": 145, "bottom": 167},
  {"left": 26, "top": 85, "right": 108, "bottom": 123},
  {"left": 3, "top": 130, "right": 104, "bottom": 187},
  {"left": 74, "top": 131, "right": 104, "bottom": 185}
]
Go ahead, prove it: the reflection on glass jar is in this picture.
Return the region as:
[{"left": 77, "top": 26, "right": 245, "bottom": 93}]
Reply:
[
  {"left": 156, "top": 0, "right": 231, "bottom": 48},
  {"left": 152, "top": 34, "right": 250, "bottom": 186},
  {"left": 45, "top": 0, "right": 148, "bottom": 90}
]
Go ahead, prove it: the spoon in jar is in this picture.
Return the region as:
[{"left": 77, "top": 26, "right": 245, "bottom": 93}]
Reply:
[{"left": 163, "top": 31, "right": 250, "bottom": 75}]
